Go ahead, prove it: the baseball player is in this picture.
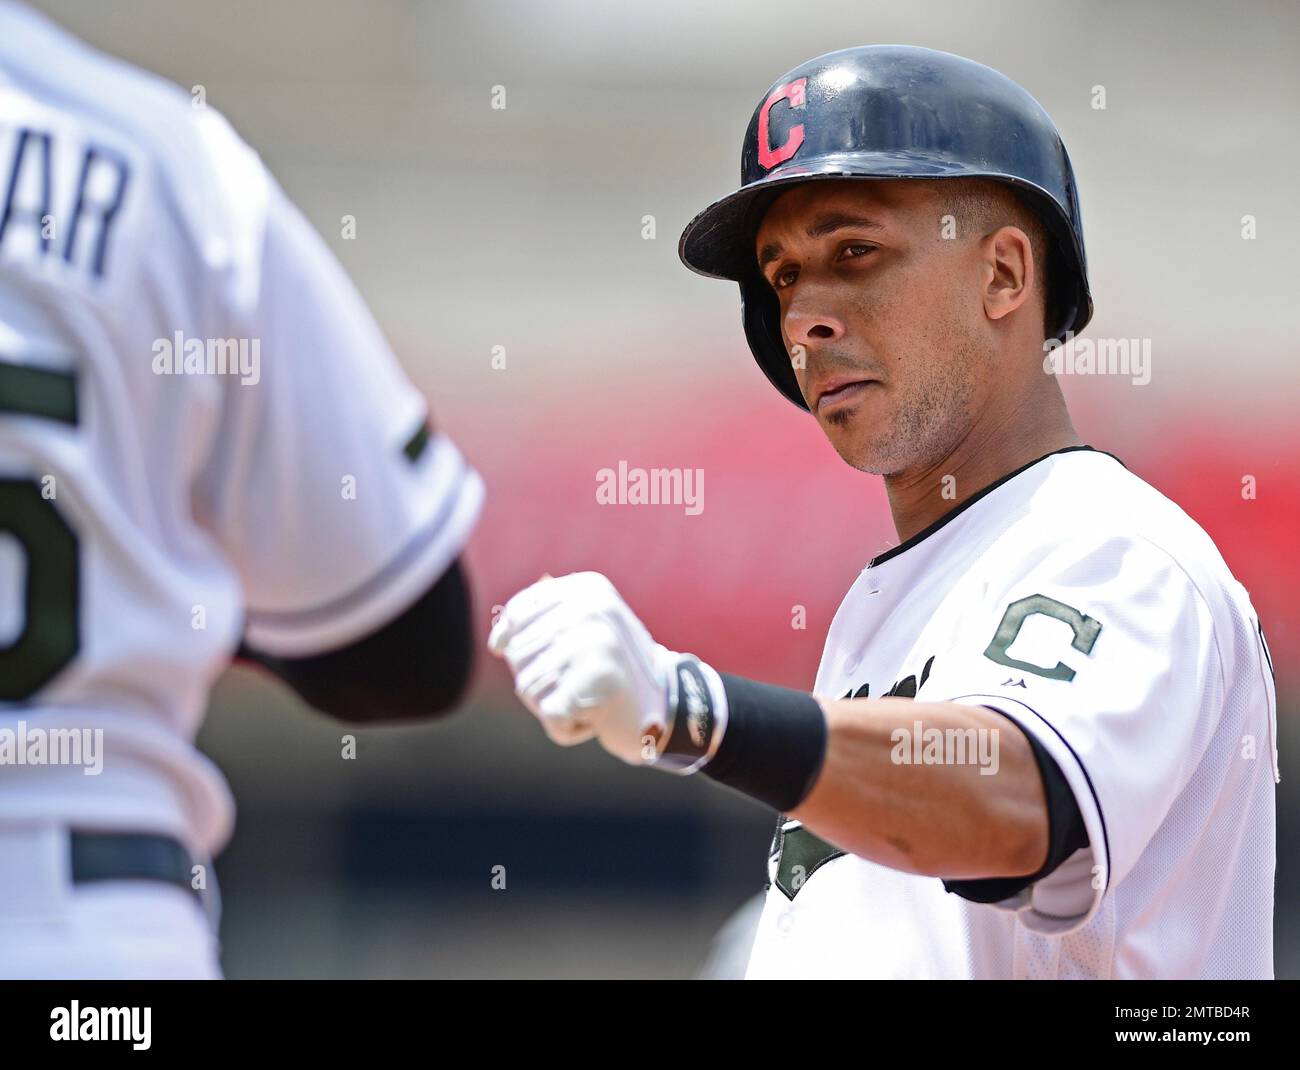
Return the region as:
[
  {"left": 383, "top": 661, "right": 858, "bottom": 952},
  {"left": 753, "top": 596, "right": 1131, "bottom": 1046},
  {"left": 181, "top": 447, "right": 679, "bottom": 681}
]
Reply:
[
  {"left": 490, "top": 46, "right": 1279, "bottom": 979},
  {"left": 0, "top": 1, "right": 482, "bottom": 978}
]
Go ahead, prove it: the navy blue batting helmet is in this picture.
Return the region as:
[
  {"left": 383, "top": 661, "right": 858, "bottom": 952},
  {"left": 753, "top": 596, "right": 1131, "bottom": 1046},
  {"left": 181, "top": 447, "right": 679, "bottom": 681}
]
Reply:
[{"left": 678, "top": 45, "right": 1093, "bottom": 410}]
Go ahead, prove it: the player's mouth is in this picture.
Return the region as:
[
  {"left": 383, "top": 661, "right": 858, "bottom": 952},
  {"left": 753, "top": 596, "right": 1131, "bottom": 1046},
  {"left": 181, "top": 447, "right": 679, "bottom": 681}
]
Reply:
[{"left": 814, "top": 377, "right": 878, "bottom": 414}]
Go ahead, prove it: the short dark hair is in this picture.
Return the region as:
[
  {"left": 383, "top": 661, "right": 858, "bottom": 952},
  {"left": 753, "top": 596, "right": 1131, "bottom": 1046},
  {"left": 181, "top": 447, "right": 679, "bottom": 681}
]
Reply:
[{"left": 941, "top": 178, "right": 1060, "bottom": 338}]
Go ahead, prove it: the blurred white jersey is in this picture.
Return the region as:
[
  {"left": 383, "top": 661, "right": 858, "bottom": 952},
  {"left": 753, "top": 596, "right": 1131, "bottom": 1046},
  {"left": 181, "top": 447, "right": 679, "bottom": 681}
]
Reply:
[
  {"left": 746, "top": 447, "right": 1278, "bottom": 979},
  {"left": 0, "top": 2, "right": 483, "bottom": 856}
]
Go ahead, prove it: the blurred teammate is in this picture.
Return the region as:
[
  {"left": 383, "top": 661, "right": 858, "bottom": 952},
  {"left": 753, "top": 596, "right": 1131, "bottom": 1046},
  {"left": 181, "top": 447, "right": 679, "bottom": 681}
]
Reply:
[
  {"left": 490, "top": 47, "right": 1278, "bottom": 979},
  {"left": 0, "top": 0, "right": 482, "bottom": 978}
]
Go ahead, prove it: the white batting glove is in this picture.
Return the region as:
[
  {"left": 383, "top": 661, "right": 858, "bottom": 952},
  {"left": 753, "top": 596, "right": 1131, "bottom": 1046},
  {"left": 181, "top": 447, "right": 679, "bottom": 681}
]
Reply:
[{"left": 487, "top": 572, "right": 725, "bottom": 771}]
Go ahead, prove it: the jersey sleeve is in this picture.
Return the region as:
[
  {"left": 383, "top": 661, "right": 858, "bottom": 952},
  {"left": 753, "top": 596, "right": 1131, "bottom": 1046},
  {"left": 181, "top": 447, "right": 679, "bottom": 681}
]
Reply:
[
  {"left": 193, "top": 177, "right": 483, "bottom": 657},
  {"left": 917, "top": 532, "right": 1224, "bottom": 935}
]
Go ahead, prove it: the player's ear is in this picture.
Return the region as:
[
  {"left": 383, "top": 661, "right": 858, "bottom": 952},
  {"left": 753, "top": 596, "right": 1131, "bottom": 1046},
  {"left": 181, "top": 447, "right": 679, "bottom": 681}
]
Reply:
[{"left": 980, "top": 225, "right": 1033, "bottom": 326}]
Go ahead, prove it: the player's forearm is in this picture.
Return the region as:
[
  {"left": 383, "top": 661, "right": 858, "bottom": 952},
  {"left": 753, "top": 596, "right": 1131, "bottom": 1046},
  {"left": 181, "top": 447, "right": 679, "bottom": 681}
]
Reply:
[
  {"left": 790, "top": 698, "right": 1049, "bottom": 879},
  {"left": 489, "top": 574, "right": 1051, "bottom": 882}
]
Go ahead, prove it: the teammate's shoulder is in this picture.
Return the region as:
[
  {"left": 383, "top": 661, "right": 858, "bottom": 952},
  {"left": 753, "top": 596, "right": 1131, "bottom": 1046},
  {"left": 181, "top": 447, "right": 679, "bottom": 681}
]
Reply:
[
  {"left": 3, "top": 6, "right": 207, "bottom": 139},
  {"left": 0, "top": 2, "right": 270, "bottom": 273}
]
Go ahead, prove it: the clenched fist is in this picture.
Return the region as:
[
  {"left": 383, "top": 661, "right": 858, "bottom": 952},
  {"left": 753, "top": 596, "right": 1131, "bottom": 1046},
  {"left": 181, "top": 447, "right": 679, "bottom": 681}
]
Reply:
[{"left": 488, "top": 572, "right": 724, "bottom": 772}]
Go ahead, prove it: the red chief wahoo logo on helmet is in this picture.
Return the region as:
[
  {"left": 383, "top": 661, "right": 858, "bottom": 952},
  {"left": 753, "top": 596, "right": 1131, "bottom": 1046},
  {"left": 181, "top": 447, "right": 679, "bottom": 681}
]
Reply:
[{"left": 757, "top": 77, "right": 807, "bottom": 171}]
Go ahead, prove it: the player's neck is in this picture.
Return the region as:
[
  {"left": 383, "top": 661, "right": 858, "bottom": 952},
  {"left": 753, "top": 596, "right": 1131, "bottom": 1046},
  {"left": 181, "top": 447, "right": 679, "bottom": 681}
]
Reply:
[{"left": 882, "top": 377, "right": 1081, "bottom": 546}]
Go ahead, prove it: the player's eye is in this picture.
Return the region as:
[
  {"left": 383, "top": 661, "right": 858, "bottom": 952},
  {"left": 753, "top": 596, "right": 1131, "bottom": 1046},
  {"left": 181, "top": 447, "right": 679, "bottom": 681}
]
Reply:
[
  {"left": 839, "top": 242, "right": 878, "bottom": 261},
  {"left": 771, "top": 265, "right": 799, "bottom": 290}
]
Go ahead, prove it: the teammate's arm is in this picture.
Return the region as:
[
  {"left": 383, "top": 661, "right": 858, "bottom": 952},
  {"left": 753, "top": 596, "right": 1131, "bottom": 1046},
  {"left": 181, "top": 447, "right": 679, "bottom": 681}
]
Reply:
[
  {"left": 237, "top": 558, "right": 474, "bottom": 724},
  {"left": 195, "top": 168, "right": 485, "bottom": 724}
]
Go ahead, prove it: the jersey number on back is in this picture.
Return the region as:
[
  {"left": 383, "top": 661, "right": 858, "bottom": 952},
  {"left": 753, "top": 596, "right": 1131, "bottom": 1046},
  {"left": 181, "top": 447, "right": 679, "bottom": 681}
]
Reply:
[{"left": 0, "top": 359, "right": 81, "bottom": 700}]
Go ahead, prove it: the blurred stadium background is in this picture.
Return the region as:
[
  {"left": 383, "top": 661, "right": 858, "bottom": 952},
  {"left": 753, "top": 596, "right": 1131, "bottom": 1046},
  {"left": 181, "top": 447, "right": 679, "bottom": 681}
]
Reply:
[{"left": 29, "top": 0, "right": 1298, "bottom": 977}]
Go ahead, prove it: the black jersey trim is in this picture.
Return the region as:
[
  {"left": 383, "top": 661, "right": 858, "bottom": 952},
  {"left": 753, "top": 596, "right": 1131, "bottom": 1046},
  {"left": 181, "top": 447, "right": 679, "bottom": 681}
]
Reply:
[
  {"left": 946, "top": 693, "right": 1112, "bottom": 898},
  {"left": 403, "top": 419, "right": 433, "bottom": 463},
  {"left": 0, "top": 359, "right": 78, "bottom": 424},
  {"left": 868, "top": 445, "right": 1126, "bottom": 569},
  {"left": 943, "top": 706, "right": 1090, "bottom": 904}
]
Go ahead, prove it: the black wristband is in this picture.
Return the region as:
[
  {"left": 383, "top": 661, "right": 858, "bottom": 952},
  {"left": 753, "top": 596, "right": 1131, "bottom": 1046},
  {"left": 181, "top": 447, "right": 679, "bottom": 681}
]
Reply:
[{"left": 703, "top": 674, "right": 828, "bottom": 812}]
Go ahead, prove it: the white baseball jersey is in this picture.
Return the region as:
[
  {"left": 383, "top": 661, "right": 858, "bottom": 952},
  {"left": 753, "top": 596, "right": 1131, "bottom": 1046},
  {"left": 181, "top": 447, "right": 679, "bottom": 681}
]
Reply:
[
  {"left": 0, "top": 1, "right": 482, "bottom": 856},
  {"left": 746, "top": 446, "right": 1278, "bottom": 979}
]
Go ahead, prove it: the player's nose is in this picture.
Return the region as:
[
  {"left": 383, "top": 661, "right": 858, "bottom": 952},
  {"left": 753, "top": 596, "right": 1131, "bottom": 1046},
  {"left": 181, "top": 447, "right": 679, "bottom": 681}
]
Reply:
[{"left": 782, "top": 291, "right": 847, "bottom": 353}]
